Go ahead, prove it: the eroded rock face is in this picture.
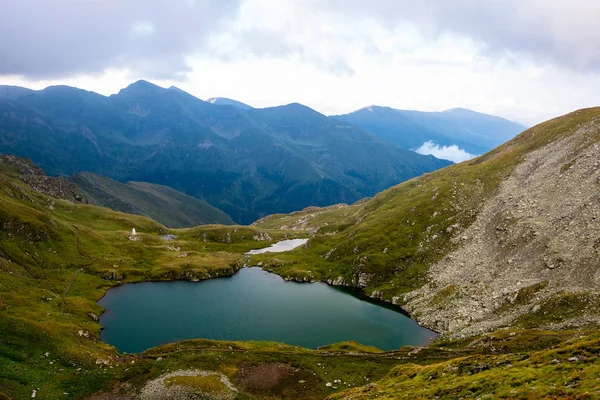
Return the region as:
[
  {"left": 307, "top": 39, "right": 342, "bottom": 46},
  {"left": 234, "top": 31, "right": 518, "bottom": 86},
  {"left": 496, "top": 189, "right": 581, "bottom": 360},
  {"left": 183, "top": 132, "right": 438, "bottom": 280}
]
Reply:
[
  {"left": 403, "top": 120, "right": 600, "bottom": 338},
  {"left": 103, "top": 270, "right": 123, "bottom": 281},
  {"left": 0, "top": 154, "right": 88, "bottom": 204},
  {"left": 327, "top": 276, "right": 347, "bottom": 286},
  {"left": 356, "top": 273, "right": 372, "bottom": 289}
]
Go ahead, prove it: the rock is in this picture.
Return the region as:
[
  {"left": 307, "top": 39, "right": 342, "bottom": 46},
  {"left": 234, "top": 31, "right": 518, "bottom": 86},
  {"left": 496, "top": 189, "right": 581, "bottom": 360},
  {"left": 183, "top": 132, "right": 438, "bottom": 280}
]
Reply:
[
  {"left": 102, "top": 270, "right": 123, "bottom": 281},
  {"left": 330, "top": 276, "right": 346, "bottom": 286},
  {"left": 78, "top": 330, "right": 90, "bottom": 338},
  {"left": 326, "top": 382, "right": 333, "bottom": 387},
  {"left": 568, "top": 356, "right": 579, "bottom": 362},
  {"left": 370, "top": 291, "right": 383, "bottom": 299},
  {"left": 88, "top": 312, "right": 99, "bottom": 322},
  {"left": 383, "top": 247, "right": 389, "bottom": 254},
  {"left": 552, "top": 359, "right": 561, "bottom": 364},
  {"left": 357, "top": 273, "right": 372, "bottom": 288},
  {"left": 253, "top": 231, "right": 273, "bottom": 242}
]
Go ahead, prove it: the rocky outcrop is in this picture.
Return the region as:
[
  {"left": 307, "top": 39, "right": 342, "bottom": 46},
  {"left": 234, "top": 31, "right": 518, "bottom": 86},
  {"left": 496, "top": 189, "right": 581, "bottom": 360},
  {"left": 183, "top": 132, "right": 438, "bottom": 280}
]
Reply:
[
  {"left": 0, "top": 154, "right": 88, "bottom": 204},
  {"left": 403, "top": 119, "right": 600, "bottom": 338},
  {"left": 102, "top": 270, "right": 123, "bottom": 281},
  {"left": 326, "top": 276, "right": 347, "bottom": 286}
]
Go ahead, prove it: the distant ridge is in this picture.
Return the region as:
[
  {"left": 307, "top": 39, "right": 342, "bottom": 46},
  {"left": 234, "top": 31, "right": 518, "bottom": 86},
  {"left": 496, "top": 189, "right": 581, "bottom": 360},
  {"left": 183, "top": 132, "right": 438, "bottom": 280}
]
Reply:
[
  {"left": 334, "top": 105, "right": 526, "bottom": 155},
  {"left": 207, "top": 97, "right": 253, "bottom": 109},
  {"left": 70, "top": 172, "right": 234, "bottom": 228}
]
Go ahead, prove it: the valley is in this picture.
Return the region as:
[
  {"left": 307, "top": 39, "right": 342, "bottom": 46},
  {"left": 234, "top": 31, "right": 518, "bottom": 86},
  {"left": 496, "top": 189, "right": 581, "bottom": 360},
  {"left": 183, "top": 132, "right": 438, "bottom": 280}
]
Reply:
[{"left": 0, "top": 108, "right": 600, "bottom": 398}]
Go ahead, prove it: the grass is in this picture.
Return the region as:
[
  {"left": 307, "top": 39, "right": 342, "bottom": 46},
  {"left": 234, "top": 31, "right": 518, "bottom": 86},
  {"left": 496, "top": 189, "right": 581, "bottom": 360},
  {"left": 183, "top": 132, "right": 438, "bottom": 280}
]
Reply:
[
  {"left": 328, "top": 331, "right": 600, "bottom": 399},
  {"left": 71, "top": 171, "right": 235, "bottom": 228}
]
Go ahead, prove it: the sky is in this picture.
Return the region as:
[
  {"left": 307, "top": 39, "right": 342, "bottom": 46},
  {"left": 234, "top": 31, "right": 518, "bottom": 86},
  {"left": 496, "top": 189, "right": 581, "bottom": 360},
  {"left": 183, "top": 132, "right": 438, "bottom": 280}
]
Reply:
[{"left": 1, "top": 0, "right": 600, "bottom": 126}]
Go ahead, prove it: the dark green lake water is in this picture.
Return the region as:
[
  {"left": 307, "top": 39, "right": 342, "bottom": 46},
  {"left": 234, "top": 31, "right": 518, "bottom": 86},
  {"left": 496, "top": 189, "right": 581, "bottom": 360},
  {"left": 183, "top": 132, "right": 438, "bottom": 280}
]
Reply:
[{"left": 98, "top": 267, "right": 436, "bottom": 353}]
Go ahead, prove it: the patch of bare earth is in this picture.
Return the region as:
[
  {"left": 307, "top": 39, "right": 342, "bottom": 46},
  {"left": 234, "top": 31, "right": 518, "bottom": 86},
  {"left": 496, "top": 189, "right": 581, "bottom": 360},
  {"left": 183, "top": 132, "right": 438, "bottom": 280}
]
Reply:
[{"left": 138, "top": 370, "right": 237, "bottom": 400}]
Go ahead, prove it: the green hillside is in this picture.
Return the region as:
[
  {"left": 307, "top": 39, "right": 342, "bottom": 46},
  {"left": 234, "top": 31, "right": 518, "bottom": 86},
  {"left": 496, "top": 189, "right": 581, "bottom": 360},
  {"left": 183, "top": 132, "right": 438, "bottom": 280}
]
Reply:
[
  {"left": 1, "top": 108, "right": 600, "bottom": 399},
  {"left": 70, "top": 172, "right": 234, "bottom": 228}
]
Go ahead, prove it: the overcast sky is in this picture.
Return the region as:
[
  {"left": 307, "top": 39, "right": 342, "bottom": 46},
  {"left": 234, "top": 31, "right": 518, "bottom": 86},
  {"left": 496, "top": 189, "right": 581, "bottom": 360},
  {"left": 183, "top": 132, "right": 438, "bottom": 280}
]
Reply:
[{"left": 1, "top": 0, "right": 600, "bottom": 125}]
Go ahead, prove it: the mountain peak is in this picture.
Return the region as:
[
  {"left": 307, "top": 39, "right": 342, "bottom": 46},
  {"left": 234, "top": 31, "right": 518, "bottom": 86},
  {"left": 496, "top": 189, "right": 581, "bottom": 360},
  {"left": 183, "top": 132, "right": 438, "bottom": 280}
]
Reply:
[
  {"left": 443, "top": 107, "right": 479, "bottom": 115},
  {"left": 206, "top": 97, "right": 253, "bottom": 110},
  {"left": 282, "top": 102, "right": 322, "bottom": 115},
  {"left": 0, "top": 85, "right": 34, "bottom": 100},
  {"left": 118, "top": 80, "right": 165, "bottom": 97},
  {"left": 355, "top": 105, "right": 381, "bottom": 113}
]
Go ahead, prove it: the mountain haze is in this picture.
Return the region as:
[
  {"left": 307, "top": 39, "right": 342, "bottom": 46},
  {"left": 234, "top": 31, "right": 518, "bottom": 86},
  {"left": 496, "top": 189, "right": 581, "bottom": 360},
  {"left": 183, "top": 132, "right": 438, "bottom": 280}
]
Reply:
[
  {"left": 0, "top": 81, "right": 450, "bottom": 224},
  {"left": 335, "top": 105, "right": 526, "bottom": 156}
]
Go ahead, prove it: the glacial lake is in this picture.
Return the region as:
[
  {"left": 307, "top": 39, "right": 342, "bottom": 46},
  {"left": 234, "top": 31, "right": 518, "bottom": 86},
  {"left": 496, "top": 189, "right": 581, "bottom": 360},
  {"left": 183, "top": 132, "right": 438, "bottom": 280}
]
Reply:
[{"left": 98, "top": 267, "right": 436, "bottom": 353}]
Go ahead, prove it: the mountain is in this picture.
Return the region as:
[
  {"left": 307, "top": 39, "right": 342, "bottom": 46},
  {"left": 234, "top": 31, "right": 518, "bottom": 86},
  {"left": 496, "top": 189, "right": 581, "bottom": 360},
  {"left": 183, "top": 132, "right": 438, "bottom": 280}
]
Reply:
[
  {"left": 254, "top": 107, "right": 600, "bottom": 338},
  {"left": 0, "top": 154, "right": 233, "bottom": 227},
  {"left": 2, "top": 111, "right": 600, "bottom": 399},
  {"left": 0, "top": 85, "right": 34, "bottom": 100},
  {"left": 334, "top": 105, "right": 526, "bottom": 156},
  {"left": 70, "top": 172, "right": 234, "bottom": 227},
  {"left": 206, "top": 96, "right": 253, "bottom": 109},
  {"left": 0, "top": 81, "right": 450, "bottom": 224}
]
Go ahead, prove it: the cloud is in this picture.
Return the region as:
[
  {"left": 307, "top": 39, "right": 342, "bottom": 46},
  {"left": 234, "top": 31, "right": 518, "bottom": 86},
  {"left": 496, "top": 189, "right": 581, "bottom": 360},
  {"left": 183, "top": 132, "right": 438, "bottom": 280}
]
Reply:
[
  {"left": 0, "top": 0, "right": 241, "bottom": 80},
  {"left": 415, "top": 141, "right": 477, "bottom": 163},
  {"left": 311, "top": 0, "right": 600, "bottom": 73}
]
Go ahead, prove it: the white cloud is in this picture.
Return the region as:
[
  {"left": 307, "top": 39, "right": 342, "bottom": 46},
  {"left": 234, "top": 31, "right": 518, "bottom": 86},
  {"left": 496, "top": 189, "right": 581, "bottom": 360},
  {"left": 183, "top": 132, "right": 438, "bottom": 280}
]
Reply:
[
  {"left": 415, "top": 141, "right": 477, "bottom": 163},
  {"left": 2, "top": 0, "right": 600, "bottom": 125}
]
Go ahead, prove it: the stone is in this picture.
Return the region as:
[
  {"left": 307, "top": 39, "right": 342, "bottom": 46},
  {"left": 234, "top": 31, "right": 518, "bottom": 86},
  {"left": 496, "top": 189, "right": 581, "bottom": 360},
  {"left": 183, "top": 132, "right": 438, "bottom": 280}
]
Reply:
[{"left": 357, "top": 273, "right": 372, "bottom": 288}]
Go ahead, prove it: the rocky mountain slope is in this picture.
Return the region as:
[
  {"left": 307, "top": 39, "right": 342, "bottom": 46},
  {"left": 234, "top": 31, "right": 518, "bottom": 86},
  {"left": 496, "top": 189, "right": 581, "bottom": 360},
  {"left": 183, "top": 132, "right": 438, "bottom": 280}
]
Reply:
[
  {"left": 0, "top": 154, "right": 88, "bottom": 204},
  {"left": 253, "top": 107, "right": 600, "bottom": 339},
  {"left": 0, "top": 81, "right": 450, "bottom": 224},
  {"left": 70, "top": 172, "right": 234, "bottom": 227},
  {"left": 334, "top": 106, "right": 526, "bottom": 155}
]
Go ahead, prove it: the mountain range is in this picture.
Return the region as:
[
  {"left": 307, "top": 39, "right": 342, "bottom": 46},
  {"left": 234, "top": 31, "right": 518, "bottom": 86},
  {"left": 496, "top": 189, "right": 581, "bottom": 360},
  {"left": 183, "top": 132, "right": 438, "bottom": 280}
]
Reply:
[
  {"left": 333, "top": 105, "right": 526, "bottom": 156},
  {"left": 0, "top": 81, "right": 452, "bottom": 224}
]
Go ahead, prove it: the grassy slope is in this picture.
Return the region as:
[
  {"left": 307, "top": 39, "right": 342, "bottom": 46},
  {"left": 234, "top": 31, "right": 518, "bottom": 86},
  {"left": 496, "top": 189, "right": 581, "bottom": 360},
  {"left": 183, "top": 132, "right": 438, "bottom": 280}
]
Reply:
[
  {"left": 328, "top": 330, "right": 600, "bottom": 399},
  {"left": 252, "top": 107, "right": 600, "bottom": 299},
  {"left": 70, "top": 172, "right": 235, "bottom": 228},
  {"left": 1, "top": 109, "right": 600, "bottom": 398}
]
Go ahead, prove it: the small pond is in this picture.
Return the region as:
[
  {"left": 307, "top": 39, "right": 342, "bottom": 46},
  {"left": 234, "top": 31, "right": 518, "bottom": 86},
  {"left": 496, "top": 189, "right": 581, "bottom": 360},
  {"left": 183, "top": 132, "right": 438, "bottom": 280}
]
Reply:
[
  {"left": 98, "top": 267, "right": 436, "bottom": 353},
  {"left": 245, "top": 238, "right": 309, "bottom": 255}
]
